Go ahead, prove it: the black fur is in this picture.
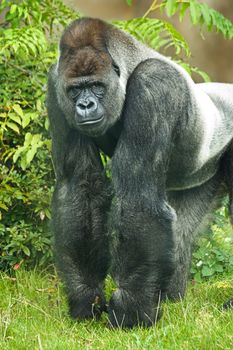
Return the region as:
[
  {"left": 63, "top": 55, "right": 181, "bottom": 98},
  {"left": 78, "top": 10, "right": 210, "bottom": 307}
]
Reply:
[
  {"left": 47, "top": 18, "right": 233, "bottom": 328},
  {"left": 223, "top": 299, "right": 233, "bottom": 309}
]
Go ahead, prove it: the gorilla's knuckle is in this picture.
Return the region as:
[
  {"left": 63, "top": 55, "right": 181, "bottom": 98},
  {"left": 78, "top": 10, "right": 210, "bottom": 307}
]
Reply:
[
  {"left": 68, "top": 285, "right": 106, "bottom": 320},
  {"left": 108, "top": 289, "right": 161, "bottom": 328}
]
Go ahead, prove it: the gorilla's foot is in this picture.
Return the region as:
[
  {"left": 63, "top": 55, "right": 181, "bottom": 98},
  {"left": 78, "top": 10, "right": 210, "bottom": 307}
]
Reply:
[
  {"left": 165, "top": 272, "right": 187, "bottom": 301},
  {"left": 68, "top": 285, "right": 107, "bottom": 320},
  {"left": 165, "top": 285, "right": 186, "bottom": 301},
  {"left": 108, "top": 289, "right": 161, "bottom": 328}
]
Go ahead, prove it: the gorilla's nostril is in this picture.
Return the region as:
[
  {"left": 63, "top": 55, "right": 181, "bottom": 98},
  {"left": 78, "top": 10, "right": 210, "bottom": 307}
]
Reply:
[
  {"left": 87, "top": 101, "right": 95, "bottom": 109},
  {"left": 79, "top": 103, "right": 86, "bottom": 110}
]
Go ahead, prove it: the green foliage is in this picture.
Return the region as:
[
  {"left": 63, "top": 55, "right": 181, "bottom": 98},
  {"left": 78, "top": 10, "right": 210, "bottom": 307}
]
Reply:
[
  {"left": 114, "top": 18, "right": 190, "bottom": 56},
  {"left": 0, "top": 221, "right": 52, "bottom": 269},
  {"left": 129, "top": 0, "right": 233, "bottom": 79},
  {"left": 0, "top": 0, "right": 77, "bottom": 270},
  {"left": 192, "top": 203, "right": 233, "bottom": 281},
  {"left": 191, "top": 239, "right": 233, "bottom": 281},
  {"left": 163, "top": 0, "right": 233, "bottom": 39},
  {"left": 114, "top": 17, "right": 211, "bottom": 81},
  {"left": 176, "top": 60, "right": 210, "bottom": 82},
  {"left": 126, "top": 0, "right": 133, "bottom": 6},
  {"left": 0, "top": 0, "right": 76, "bottom": 30}
]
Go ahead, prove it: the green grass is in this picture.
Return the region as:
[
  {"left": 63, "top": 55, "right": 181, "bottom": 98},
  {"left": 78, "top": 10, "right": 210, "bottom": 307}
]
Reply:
[{"left": 1, "top": 269, "right": 233, "bottom": 350}]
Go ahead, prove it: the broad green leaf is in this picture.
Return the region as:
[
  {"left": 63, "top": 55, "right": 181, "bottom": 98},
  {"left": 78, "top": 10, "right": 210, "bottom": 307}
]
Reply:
[
  {"left": 8, "top": 113, "right": 21, "bottom": 125},
  {"left": 12, "top": 104, "right": 24, "bottom": 118},
  {"left": 165, "top": 0, "right": 178, "bottom": 17},
  {"left": 44, "top": 208, "right": 51, "bottom": 219},
  {"left": 6, "top": 121, "right": 20, "bottom": 133},
  {"left": 20, "top": 157, "right": 27, "bottom": 170},
  {"left": 179, "top": 3, "right": 189, "bottom": 22},
  {"left": 0, "top": 202, "right": 8, "bottom": 210},
  {"left": 194, "top": 272, "right": 202, "bottom": 282},
  {"left": 13, "top": 146, "right": 26, "bottom": 163},
  {"left": 31, "top": 134, "right": 42, "bottom": 146},
  {"left": 201, "top": 266, "right": 214, "bottom": 277},
  {"left": 26, "top": 146, "right": 38, "bottom": 164},
  {"left": 214, "top": 265, "right": 224, "bottom": 273},
  {"left": 36, "top": 99, "right": 42, "bottom": 112},
  {"left": 9, "top": 4, "right": 17, "bottom": 14},
  {"left": 190, "top": 0, "right": 201, "bottom": 25},
  {"left": 22, "top": 113, "right": 31, "bottom": 129},
  {"left": 44, "top": 117, "right": 50, "bottom": 131},
  {"left": 200, "top": 3, "right": 211, "bottom": 27},
  {"left": 22, "top": 246, "right": 31, "bottom": 256},
  {"left": 24, "top": 132, "right": 33, "bottom": 146}
]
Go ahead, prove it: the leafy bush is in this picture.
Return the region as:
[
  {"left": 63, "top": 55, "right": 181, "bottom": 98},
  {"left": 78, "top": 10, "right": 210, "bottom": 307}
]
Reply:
[
  {"left": 191, "top": 202, "right": 233, "bottom": 281},
  {"left": 0, "top": 0, "right": 232, "bottom": 272},
  {"left": 0, "top": 0, "right": 76, "bottom": 270}
]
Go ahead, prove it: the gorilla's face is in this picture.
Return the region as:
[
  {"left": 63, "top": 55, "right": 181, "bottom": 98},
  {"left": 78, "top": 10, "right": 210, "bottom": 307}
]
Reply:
[{"left": 56, "top": 47, "right": 125, "bottom": 137}]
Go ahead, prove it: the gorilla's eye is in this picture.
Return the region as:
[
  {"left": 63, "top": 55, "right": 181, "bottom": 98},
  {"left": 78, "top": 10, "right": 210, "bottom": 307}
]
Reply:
[
  {"left": 67, "top": 86, "right": 81, "bottom": 100},
  {"left": 91, "top": 84, "right": 105, "bottom": 98},
  {"left": 112, "top": 62, "right": 120, "bottom": 77}
]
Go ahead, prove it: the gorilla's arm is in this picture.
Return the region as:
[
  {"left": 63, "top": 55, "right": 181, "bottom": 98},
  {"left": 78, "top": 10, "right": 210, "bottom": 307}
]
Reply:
[
  {"left": 47, "top": 68, "right": 112, "bottom": 320},
  {"left": 108, "top": 59, "right": 188, "bottom": 328}
]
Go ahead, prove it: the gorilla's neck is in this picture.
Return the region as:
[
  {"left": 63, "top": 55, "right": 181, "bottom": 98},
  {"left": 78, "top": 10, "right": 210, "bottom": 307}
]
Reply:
[{"left": 93, "top": 119, "right": 123, "bottom": 157}]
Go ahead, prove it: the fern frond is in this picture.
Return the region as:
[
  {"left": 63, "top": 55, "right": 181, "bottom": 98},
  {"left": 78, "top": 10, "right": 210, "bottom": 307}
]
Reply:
[
  {"left": 114, "top": 18, "right": 191, "bottom": 57},
  {"left": 0, "top": 26, "right": 47, "bottom": 59},
  {"left": 175, "top": 60, "right": 211, "bottom": 82},
  {"left": 163, "top": 0, "right": 233, "bottom": 39}
]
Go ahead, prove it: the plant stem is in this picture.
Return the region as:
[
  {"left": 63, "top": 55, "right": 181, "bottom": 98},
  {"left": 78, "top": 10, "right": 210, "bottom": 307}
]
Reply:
[{"left": 143, "top": 0, "right": 161, "bottom": 19}]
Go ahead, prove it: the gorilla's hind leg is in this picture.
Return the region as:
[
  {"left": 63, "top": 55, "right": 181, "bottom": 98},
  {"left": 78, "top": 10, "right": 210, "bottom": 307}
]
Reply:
[
  {"left": 166, "top": 173, "right": 223, "bottom": 300},
  {"left": 223, "top": 141, "right": 233, "bottom": 224},
  {"left": 221, "top": 142, "right": 233, "bottom": 308}
]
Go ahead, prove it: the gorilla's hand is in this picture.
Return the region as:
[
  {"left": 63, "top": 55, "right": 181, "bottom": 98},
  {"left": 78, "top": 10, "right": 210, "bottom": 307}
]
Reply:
[
  {"left": 108, "top": 289, "right": 161, "bottom": 328},
  {"left": 68, "top": 285, "right": 107, "bottom": 320}
]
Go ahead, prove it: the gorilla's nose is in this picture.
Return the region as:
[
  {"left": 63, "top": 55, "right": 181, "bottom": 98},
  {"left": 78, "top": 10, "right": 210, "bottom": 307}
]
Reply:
[{"left": 76, "top": 97, "right": 97, "bottom": 118}]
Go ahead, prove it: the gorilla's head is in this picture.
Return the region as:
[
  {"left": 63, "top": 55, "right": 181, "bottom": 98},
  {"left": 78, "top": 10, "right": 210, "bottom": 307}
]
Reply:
[{"left": 56, "top": 18, "right": 125, "bottom": 137}]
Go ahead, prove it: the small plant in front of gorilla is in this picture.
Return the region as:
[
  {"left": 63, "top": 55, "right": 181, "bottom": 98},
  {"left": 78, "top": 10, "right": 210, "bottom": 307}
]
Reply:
[
  {"left": 191, "top": 238, "right": 233, "bottom": 282},
  {"left": 0, "top": 220, "right": 52, "bottom": 271},
  {"left": 191, "top": 201, "right": 233, "bottom": 282}
]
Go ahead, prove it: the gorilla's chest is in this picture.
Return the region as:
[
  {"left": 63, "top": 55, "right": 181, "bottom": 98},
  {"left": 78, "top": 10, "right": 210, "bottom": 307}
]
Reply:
[{"left": 93, "top": 119, "right": 123, "bottom": 157}]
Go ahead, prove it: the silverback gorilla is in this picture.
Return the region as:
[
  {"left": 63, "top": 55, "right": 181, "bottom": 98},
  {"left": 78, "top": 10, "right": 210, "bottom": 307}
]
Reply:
[{"left": 47, "top": 18, "right": 233, "bottom": 328}]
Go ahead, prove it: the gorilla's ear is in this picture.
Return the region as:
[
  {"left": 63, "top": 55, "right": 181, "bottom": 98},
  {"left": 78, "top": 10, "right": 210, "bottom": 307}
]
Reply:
[{"left": 112, "top": 60, "right": 121, "bottom": 77}]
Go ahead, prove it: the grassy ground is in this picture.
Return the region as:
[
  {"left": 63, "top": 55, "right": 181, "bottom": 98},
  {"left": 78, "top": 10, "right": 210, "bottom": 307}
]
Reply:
[{"left": 0, "top": 268, "right": 233, "bottom": 350}]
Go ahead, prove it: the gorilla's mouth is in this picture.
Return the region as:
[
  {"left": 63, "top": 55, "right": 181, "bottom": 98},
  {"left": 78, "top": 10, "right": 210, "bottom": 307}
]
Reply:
[{"left": 76, "top": 115, "right": 104, "bottom": 125}]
